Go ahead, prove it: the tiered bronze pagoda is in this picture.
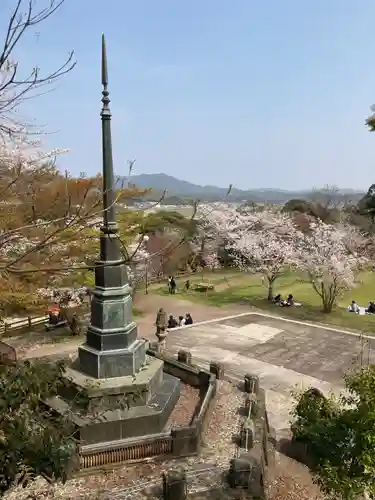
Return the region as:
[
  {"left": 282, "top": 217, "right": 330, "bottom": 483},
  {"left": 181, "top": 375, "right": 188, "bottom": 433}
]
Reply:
[{"left": 48, "top": 35, "right": 180, "bottom": 446}]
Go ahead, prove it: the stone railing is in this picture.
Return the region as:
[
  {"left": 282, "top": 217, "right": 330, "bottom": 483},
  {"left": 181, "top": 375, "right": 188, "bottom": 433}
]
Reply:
[
  {"left": 228, "top": 373, "right": 277, "bottom": 499},
  {"left": 78, "top": 369, "right": 277, "bottom": 499}
]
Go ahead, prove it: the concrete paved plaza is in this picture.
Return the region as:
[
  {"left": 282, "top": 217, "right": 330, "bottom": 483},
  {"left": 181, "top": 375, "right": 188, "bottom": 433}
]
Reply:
[{"left": 165, "top": 313, "right": 375, "bottom": 438}]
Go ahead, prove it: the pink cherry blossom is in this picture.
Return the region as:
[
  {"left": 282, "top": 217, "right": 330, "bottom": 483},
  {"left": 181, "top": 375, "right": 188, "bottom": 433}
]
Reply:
[
  {"left": 126, "top": 236, "right": 149, "bottom": 286},
  {"left": 198, "top": 203, "right": 302, "bottom": 299},
  {"left": 0, "top": 136, "right": 69, "bottom": 172},
  {"left": 197, "top": 203, "right": 369, "bottom": 310},
  {"left": 294, "top": 220, "right": 368, "bottom": 312}
]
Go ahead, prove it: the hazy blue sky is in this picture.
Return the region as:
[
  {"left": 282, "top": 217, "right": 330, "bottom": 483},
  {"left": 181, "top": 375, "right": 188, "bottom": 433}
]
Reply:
[{"left": 3, "top": 0, "right": 375, "bottom": 190}]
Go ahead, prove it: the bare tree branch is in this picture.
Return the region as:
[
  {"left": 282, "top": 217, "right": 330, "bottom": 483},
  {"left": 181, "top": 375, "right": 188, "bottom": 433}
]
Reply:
[{"left": 0, "top": 0, "right": 76, "bottom": 138}]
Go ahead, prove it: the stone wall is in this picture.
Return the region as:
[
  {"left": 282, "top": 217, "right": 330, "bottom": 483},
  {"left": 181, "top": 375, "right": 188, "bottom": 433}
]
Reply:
[
  {"left": 226, "top": 373, "right": 276, "bottom": 499},
  {"left": 146, "top": 348, "right": 222, "bottom": 458},
  {"left": 78, "top": 371, "right": 276, "bottom": 498},
  {"left": 148, "top": 346, "right": 212, "bottom": 388}
]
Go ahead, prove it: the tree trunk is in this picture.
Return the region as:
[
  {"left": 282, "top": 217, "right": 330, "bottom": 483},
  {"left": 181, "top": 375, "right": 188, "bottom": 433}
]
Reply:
[
  {"left": 322, "top": 302, "right": 333, "bottom": 313},
  {"left": 322, "top": 298, "right": 335, "bottom": 313},
  {"left": 321, "top": 283, "right": 335, "bottom": 313},
  {"left": 267, "top": 282, "right": 273, "bottom": 301}
]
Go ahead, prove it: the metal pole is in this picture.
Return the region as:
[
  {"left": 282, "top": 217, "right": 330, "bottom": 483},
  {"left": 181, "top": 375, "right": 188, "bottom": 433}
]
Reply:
[{"left": 145, "top": 259, "right": 148, "bottom": 294}]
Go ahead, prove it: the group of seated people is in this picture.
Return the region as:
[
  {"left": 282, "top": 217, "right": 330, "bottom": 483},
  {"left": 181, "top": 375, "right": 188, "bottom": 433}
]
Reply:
[
  {"left": 348, "top": 300, "right": 375, "bottom": 315},
  {"left": 272, "top": 293, "right": 297, "bottom": 307},
  {"left": 167, "top": 313, "right": 194, "bottom": 328}
]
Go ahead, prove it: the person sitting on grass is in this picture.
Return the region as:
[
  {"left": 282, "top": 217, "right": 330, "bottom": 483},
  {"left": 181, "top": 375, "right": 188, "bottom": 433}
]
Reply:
[
  {"left": 286, "top": 294, "right": 294, "bottom": 307},
  {"left": 366, "top": 301, "right": 375, "bottom": 314},
  {"left": 167, "top": 314, "right": 178, "bottom": 329},
  {"left": 348, "top": 300, "right": 360, "bottom": 314},
  {"left": 178, "top": 315, "right": 186, "bottom": 326},
  {"left": 280, "top": 294, "right": 294, "bottom": 307},
  {"left": 185, "top": 313, "right": 193, "bottom": 325},
  {"left": 280, "top": 294, "right": 303, "bottom": 308},
  {"left": 272, "top": 294, "right": 282, "bottom": 305}
]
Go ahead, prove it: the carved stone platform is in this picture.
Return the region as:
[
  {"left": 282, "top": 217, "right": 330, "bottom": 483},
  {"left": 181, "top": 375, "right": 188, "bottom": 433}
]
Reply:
[{"left": 47, "top": 355, "right": 181, "bottom": 445}]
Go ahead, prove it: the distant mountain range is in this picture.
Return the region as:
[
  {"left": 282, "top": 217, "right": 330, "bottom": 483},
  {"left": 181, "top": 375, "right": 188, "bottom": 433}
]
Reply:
[{"left": 118, "top": 173, "right": 365, "bottom": 204}]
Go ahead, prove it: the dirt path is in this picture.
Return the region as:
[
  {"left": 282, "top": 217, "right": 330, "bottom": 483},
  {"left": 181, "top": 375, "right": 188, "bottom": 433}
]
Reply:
[
  {"left": 135, "top": 292, "right": 247, "bottom": 333},
  {"left": 13, "top": 293, "right": 248, "bottom": 360}
]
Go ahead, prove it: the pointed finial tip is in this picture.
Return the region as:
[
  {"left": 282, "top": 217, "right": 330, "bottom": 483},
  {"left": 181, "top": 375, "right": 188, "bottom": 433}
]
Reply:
[{"left": 101, "top": 34, "right": 108, "bottom": 86}]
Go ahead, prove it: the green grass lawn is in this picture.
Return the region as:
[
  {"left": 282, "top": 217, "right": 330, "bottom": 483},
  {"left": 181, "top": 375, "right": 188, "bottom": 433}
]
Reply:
[{"left": 155, "top": 270, "right": 375, "bottom": 334}]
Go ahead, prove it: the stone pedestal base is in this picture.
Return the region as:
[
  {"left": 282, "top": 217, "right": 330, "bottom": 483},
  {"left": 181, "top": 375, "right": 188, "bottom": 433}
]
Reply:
[
  {"left": 46, "top": 355, "right": 181, "bottom": 446},
  {"left": 78, "top": 338, "right": 147, "bottom": 378},
  {"left": 63, "top": 355, "right": 164, "bottom": 410}
]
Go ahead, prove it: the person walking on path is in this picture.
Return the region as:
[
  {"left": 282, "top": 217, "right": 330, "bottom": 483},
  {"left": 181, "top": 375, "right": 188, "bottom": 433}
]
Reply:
[{"left": 170, "top": 276, "right": 176, "bottom": 294}]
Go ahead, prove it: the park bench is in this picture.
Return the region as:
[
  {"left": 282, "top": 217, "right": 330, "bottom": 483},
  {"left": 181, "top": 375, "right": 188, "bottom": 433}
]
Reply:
[{"left": 193, "top": 283, "right": 215, "bottom": 293}]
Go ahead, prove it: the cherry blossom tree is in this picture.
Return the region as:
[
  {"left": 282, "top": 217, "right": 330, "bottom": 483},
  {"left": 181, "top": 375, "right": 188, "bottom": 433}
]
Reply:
[
  {"left": 294, "top": 220, "right": 369, "bottom": 312},
  {"left": 228, "top": 211, "right": 302, "bottom": 300},
  {"left": 190, "top": 208, "right": 222, "bottom": 279},
  {"left": 198, "top": 203, "right": 302, "bottom": 299},
  {"left": 125, "top": 236, "right": 148, "bottom": 287},
  {"left": 144, "top": 232, "right": 191, "bottom": 278},
  {"left": 0, "top": 136, "right": 154, "bottom": 316},
  {"left": 228, "top": 229, "right": 298, "bottom": 300}
]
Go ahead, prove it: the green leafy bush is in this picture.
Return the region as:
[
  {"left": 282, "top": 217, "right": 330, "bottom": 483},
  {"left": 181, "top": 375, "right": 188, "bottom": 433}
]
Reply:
[
  {"left": 0, "top": 359, "right": 87, "bottom": 495},
  {"left": 291, "top": 367, "right": 375, "bottom": 499}
]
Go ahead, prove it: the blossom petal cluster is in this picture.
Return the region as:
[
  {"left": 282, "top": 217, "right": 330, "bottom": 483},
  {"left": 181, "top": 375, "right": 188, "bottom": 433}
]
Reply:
[
  {"left": 198, "top": 203, "right": 302, "bottom": 279},
  {"left": 294, "top": 220, "right": 368, "bottom": 292},
  {"left": 0, "top": 136, "right": 69, "bottom": 171},
  {"left": 125, "top": 236, "right": 149, "bottom": 285},
  {"left": 197, "top": 203, "right": 369, "bottom": 304}
]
